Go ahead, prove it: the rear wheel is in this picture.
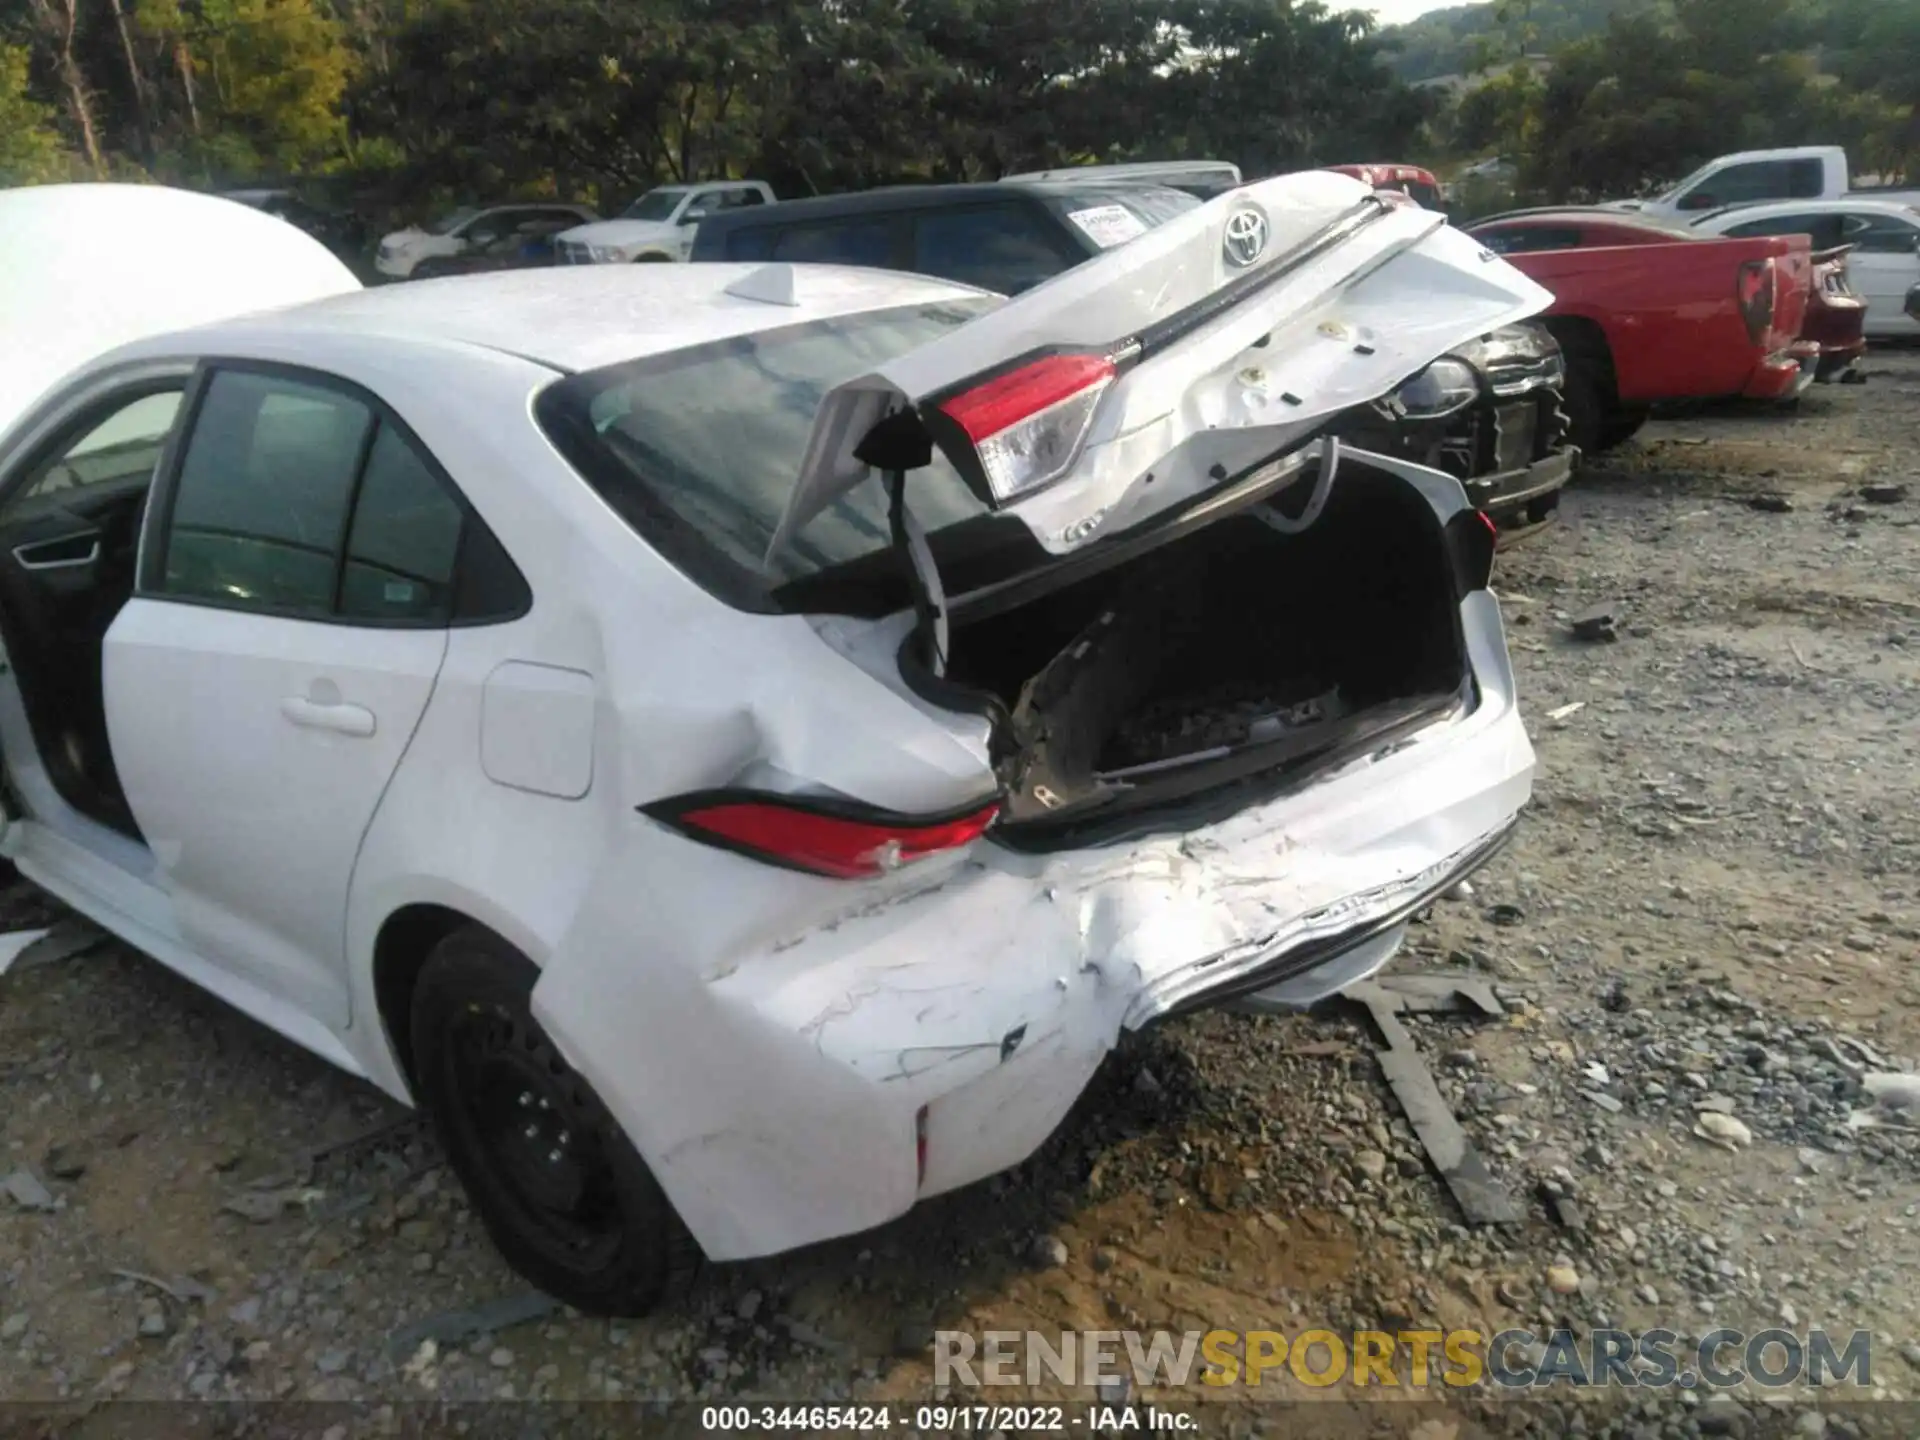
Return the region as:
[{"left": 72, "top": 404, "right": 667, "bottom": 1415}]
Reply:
[
  {"left": 632, "top": 253, "right": 673, "bottom": 263},
  {"left": 409, "top": 928, "right": 700, "bottom": 1315}
]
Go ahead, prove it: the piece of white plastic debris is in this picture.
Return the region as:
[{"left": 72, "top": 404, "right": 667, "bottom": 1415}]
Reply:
[
  {"left": 1848, "top": 1072, "right": 1920, "bottom": 1131},
  {"left": 1446, "top": 880, "right": 1475, "bottom": 902},
  {"left": 0, "top": 927, "right": 51, "bottom": 978},
  {"left": 1582, "top": 1061, "right": 1612, "bottom": 1086},
  {"left": 1547, "top": 702, "right": 1587, "bottom": 722},
  {"left": 1694, "top": 1112, "right": 1753, "bottom": 1150}
]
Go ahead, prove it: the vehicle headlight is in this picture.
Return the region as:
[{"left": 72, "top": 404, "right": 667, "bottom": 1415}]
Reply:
[
  {"left": 589, "top": 244, "right": 631, "bottom": 263},
  {"left": 1391, "top": 357, "right": 1480, "bottom": 418}
]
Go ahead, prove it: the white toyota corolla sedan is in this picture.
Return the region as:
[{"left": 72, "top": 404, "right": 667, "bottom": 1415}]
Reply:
[{"left": 0, "top": 180, "right": 1545, "bottom": 1315}]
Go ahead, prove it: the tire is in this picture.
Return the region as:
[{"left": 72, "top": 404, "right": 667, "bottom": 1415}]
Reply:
[
  {"left": 1596, "top": 405, "right": 1650, "bottom": 451},
  {"left": 1561, "top": 361, "right": 1613, "bottom": 455},
  {"left": 632, "top": 253, "right": 673, "bottom": 263},
  {"left": 409, "top": 927, "right": 701, "bottom": 1315}
]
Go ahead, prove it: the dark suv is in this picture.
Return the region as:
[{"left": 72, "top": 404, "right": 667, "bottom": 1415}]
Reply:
[{"left": 692, "top": 182, "right": 1574, "bottom": 538}]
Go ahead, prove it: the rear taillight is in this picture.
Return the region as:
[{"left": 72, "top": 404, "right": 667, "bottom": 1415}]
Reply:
[
  {"left": 931, "top": 352, "right": 1116, "bottom": 506},
  {"left": 644, "top": 792, "right": 1000, "bottom": 879},
  {"left": 1738, "top": 259, "right": 1776, "bottom": 345},
  {"left": 1446, "top": 508, "right": 1498, "bottom": 592}
]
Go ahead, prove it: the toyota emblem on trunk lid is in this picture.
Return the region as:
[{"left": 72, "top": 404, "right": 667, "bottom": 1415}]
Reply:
[{"left": 1223, "top": 207, "right": 1269, "bottom": 268}]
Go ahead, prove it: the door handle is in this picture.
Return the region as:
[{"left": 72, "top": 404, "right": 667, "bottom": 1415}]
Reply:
[
  {"left": 13, "top": 534, "right": 101, "bottom": 571},
  {"left": 280, "top": 696, "right": 376, "bottom": 737}
]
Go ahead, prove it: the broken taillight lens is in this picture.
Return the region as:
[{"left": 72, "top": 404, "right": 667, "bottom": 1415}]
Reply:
[
  {"left": 645, "top": 793, "right": 1001, "bottom": 879},
  {"left": 932, "top": 353, "right": 1115, "bottom": 506},
  {"left": 1737, "top": 259, "right": 1777, "bottom": 346},
  {"left": 1446, "top": 508, "right": 1498, "bottom": 593}
]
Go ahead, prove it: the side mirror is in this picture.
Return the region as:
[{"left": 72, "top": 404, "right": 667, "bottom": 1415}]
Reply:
[{"left": 680, "top": 207, "right": 709, "bottom": 225}]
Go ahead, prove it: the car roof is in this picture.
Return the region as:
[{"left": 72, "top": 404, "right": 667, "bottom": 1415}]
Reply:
[
  {"left": 692, "top": 181, "right": 1145, "bottom": 230},
  {"left": 1694, "top": 197, "right": 1920, "bottom": 223},
  {"left": 1470, "top": 207, "right": 1697, "bottom": 236},
  {"left": 128, "top": 263, "right": 991, "bottom": 375}
]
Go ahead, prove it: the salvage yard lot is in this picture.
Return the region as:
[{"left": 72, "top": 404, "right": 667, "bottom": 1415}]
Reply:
[{"left": 3, "top": 350, "right": 1918, "bottom": 1431}]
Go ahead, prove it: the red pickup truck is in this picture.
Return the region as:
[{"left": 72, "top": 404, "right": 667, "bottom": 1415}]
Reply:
[{"left": 1465, "top": 209, "right": 1828, "bottom": 452}]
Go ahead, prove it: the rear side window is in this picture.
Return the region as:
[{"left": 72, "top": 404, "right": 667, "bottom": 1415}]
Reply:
[
  {"left": 155, "top": 367, "right": 526, "bottom": 625},
  {"left": 768, "top": 218, "right": 899, "bottom": 267},
  {"left": 535, "top": 300, "right": 1001, "bottom": 600},
  {"left": 1688, "top": 158, "right": 1825, "bottom": 209},
  {"left": 1726, "top": 212, "right": 1848, "bottom": 249},
  {"left": 1849, "top": 213, "right": 1920, "bottom": 252},
  {"left": 340, "top": 424, "right": 466, "bottom": 621},
  {"left": 1477, "top": 226, "right": 1583, "bottom": 254},
  {"left": 911, "top": 204, "right": 1081, "bottom": 293}
]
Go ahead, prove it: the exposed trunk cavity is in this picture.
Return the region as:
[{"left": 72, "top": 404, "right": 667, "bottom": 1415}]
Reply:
[{"left": 940, "top": 461, "right": 1470, "bottom": 847}]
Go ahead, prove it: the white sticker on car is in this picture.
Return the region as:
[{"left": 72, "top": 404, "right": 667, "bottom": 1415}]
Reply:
[{"left": 1067, "top": 204, "right": 1149, "bottom": 250}]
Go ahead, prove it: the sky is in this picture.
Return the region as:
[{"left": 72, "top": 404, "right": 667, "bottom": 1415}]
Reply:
[{"left": 1366, "top": 0, "right": 1488, "bottom": 24}]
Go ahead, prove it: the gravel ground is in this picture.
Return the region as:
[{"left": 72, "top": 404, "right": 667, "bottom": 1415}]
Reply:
[{"left": 2, "top": 349, "right": 1918, "bottom": 1438}]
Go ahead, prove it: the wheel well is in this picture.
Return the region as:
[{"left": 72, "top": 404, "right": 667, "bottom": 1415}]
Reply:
[
  {"left": 373, "top": 903, "right": 474, "bottom": 1093},
  {"left": 1541, "top": 316, "right": 1619, "bottom": 401}
]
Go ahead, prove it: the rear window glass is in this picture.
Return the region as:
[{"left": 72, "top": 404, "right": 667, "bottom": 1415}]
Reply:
[{"left": 536, "top": 300, "right": 1001, "bottom": 596}]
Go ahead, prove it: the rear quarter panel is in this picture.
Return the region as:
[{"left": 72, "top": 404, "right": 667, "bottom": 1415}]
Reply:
[{"left": 1497, "top": 236, "right": 1806, "bottom": 403}]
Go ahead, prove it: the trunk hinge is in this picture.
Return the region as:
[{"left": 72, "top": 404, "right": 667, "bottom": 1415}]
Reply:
[
  {"left": 1254, "top": 436, "right": 1343, "bottom": 535},
  {"left": 886, "top": 468, "right": 950, "bottom": 678}
]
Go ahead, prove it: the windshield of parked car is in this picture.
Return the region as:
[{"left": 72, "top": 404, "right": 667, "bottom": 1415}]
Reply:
[
  {"left": 537, "top": 298, "right": 1006, "bottom": 602},
  {"left": 1655, "top": 162, "right": 1720, "bottom": 205},
  {"left": 622, "top": 189, "right": 687, "bottom": 222},
  {"left": 429, "top": 207, "right": 477, "bottom": 235}
]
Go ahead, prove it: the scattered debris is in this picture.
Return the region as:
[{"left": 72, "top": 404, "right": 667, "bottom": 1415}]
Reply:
[
  {"left": 1347, "top": 980, "right": 1520, "bottom": 1226},
  {"left": 1848, "top": 1072, "right": 1920, "bottom": 1131},
  {"left": 1569, "top": 604, "right": 1619, "bottom": 643},
  {"left": 2, "top": 1168, "right": 56, "bottom": 1212},
  {"left": 1694, "top": 1112, "right": 1754, "bottom": 1151},
  {"left": 1545, "top": 701, "right": 1586, "bottom": 723},
  {"left": 1861, "top": 482, "right": 1909, "bottom": 505},
  {"left": 42, "top": 1143, "right": 86, "bottom": 1181},
  {"left": 1, "top": 918, "right": 112, "bottom": 977},
  {"left": 0, "top": 926, "right": 52, "bottom": 978},
  {"left": 1029, "top": 1234, "right": 1070, "bottom": 1270},
  {"left": 1545, "top": 1263, "right": 1582, "bottom": 1295},
  {"left": 1485, "top": 903, "right": 1526, "bottom": 928},
  {"left": 109, "top": 1269, "right": 217, "bottom": 1305},
  {"left": 220, "top": 1187, "right": 322, "bottom": 1224},
  {"left": 1748, "top": 493, "right": 1795, "bottom": 514},
  {"left": 386, "top": 1291, "right": 559, "bottom": 1361}
]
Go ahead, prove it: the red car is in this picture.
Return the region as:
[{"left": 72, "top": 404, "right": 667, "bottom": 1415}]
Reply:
[
  {"left": 1326, "top": 164, "right": 1445, "bottom": 210},
  {"left": 1465, "top": 209, "right": 1854, "bottom": 452}
]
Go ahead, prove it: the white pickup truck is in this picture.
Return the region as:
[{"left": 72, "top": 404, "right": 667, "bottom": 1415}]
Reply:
[
  {"left": 1610, "top": 146, "right": 1920, "bottom": 219},
  {"left": 553, "top": 180, "right": 776, "bottom": 264}
]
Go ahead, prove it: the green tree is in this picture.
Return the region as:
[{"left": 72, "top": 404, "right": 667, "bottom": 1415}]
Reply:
[{"left": 0, "top": 40, "right": 74, "bottom": 181}]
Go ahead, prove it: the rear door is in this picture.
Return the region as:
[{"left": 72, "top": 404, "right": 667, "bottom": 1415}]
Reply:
[
  {"left": 770, "top": 170, "right": 1553, "bottom": 564},
  {"left": 104, "top": 363, "right": 468, "bottom": 1026},
  {"left": 1845, "top": 211, "right": 1920, "bottom": 326}
]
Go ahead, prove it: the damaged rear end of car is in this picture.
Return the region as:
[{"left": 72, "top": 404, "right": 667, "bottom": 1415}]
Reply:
[{"left": 527, "top": 172, "right": 1550, "bottom": 1262}]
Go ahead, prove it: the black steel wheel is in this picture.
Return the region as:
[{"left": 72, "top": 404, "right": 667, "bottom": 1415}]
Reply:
[{"left": 409, "top": 928, "right": 700, "bottom": 1315}]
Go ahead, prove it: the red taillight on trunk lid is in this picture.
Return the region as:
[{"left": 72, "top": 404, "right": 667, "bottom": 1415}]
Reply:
[
  {"left": 647, "top": 793, "right": 1001, "bottom": 879},
  {"left": 932, "top": 353, "right": 1116, "bottom": 506},
  {"left": 1738, "top": 259, "right": 1777, "bottom": 346}
]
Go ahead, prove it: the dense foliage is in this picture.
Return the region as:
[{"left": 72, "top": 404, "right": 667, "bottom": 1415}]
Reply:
[
  {"left": 0, "top": 0, "right": 1433, "bottom": 212},
  {"left": 1427, "top": 0, "right": 1919, "bottom": 203}
]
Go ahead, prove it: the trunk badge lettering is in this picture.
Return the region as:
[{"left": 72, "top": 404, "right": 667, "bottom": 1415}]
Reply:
[{"left": 1223, "top": 207, "right": 1269, "bottom": 268}]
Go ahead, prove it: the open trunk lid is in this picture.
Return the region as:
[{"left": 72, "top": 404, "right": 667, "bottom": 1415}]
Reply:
[{"left": 766, "top": 170, "right": 1552, "bottom": 566}]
